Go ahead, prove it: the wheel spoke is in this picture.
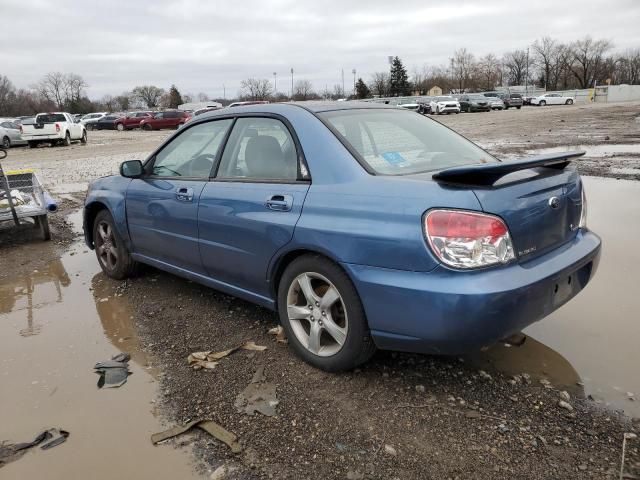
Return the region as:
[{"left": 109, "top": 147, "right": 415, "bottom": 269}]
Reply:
[
  {"left": 109, "top": 246, "right": 118, "bottom": 259},
  {"left": 288, "top": 305, "right": 311, "bottom": 320},
  {"left": 307, "top": 321, "right": 321, "bottom": 354},
  {"left": 297, "top": 274, "right": 318, "bottom": 305},
  {"left": 320, "top": 286, "right": 340, "bottom": 310},
  {"left": 322, "top": 317, "right": 347, "bottom": 346},
  {"left": 98, "top": 224, "right": 108, "bottom": 241}
]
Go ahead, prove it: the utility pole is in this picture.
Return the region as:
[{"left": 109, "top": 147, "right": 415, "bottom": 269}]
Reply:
[
  {"left": 341, "top": 69, "right": 345, "bottom": 98},
  {"left": 223, "top": 84, "right": 226, "bottom": 100},
  {"left": 450, "top": 57, "right": 454, "bottom": 92},
  {"left": 290, "top": 68, "right": 294, "bottom": 100},
  {"left": 352, "top": 69, "right": 356, "bottom": 98},
  {"left": 525, "top": 47, "right": 529, "bottom": 96},
  {"left": 273, "top": 72, "right": 277, "bottom": 95}
]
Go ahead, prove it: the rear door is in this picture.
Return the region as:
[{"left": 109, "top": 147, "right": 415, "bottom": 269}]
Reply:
[
  {"left": 126, "top": 118, "right": 234, "bottom": 273},
  {"left": 198, "top": 116, "right": 310, "bottom": 298}
]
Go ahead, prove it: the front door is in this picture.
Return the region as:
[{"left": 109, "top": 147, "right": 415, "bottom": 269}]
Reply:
[
  {"left": 126, "top": 118, "right": 234, "bottom": 273},
  {"left": 198, "top": 116, "right": 310, "bottom": 300}
]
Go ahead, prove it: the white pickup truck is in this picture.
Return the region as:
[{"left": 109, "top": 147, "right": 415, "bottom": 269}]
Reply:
[{"left": 21, "top": 112, "right": 87, "bottom": 148}]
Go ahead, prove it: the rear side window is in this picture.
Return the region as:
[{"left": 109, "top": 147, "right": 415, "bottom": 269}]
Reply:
[
  {"left": 320, "top": 109, "right": 497, "bottom": 175},
  {"left": 216, "top": 117, "right": 298, "bottom": 181}
]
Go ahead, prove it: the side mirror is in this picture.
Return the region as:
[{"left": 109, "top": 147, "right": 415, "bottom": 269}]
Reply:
[{"left": 120, "top": 160, "right": 143, "bottom": 178}]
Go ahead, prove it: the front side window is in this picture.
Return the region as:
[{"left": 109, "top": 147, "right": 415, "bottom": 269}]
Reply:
[
  {"left": 216, "top": 117, "right": 298, "bottom": 181},
  {"left": 321, "top": 109, "right": 497, "bottom": 175},
  {"left": 150, "top": 119, "right": 233, "bottom": 178}
]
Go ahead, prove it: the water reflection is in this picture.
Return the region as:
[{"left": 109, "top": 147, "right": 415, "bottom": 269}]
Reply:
[
  {"left": 467, "top": 336, "right": 585, "bottom": 397},
  {"left": 90, "top": 274, "right": 148, "bottom": 368},
  {"left": 0, "top": 259, "right": 71, "bottom": 337}
]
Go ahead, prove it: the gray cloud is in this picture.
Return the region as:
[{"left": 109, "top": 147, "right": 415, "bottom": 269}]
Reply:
[{"left": 2, "top": 0, "right": 638, "bottom": 98}]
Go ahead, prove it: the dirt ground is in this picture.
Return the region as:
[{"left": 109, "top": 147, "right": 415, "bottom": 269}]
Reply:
[{"left": 1, "top": 102, "right": 639, "bottom": 479}]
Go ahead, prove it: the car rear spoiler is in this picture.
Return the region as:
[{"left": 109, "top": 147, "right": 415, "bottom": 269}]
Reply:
[{"left": 432, "top": 151, "right": 585, "bottom": 186}]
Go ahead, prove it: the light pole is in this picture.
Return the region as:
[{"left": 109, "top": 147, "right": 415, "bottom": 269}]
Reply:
[
  {"left": 352, "top": 69, "right": 356, "bottom": 98},
  {"left": 525, "top": 47, "right": 530, "bottom": 96},
  {"left": 341, "top": 69, "right": 345, "bottom": 98},
  {"left": 273, "top": 72, "right": 277, "bottom": 95},
  {"left": 223, "top": 84, "right": 226, "bottom": 100},
  {"left": 290, "top": 68, "right": 294, "bottom": 100}
]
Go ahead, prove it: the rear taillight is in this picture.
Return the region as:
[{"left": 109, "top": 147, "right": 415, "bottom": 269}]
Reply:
[
  {"left": 579, "top": 184, "right": 587, "bottom": 229},
  {"left": 55, "top": 123, "right": 60, "bottom": 132},
  {"left": 19, "top": 124, "right": 23, "bottom": 134},
  {"left": 424, "top": 209, "right": 515, "bottom": 269}
]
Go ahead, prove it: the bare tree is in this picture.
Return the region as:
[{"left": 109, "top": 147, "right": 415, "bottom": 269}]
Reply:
[
  {"left": 100, "top": 95, "right": 119, "bottom": 112},
  {"left": 239, "top": 78, "right": 273, "bottom": 100},
  {"left": 331, "top": 83, "right": 345, "bottom": 100},
  {"left": 370, "top": 72, "right": 389, "bottom": 97},
  {"left": 293, "top": 79, "right": 315, "bottom": 100},
  {"left": 0, "top": 75, "right": 15, "bottom": 115},
  {"left": 452, "top": 48, "right": 475, "bottom": 92},
  {"left": 197, "top": 92, "right": 210, "bottom": 102},
  {"left": 476, "top": 54, "right": 500, "bottom": 90},
  {"left": 132, "top": 85, "right": 165, "bottom": 108},
  {"left": 569, "top": 36, "right": 613, "bottom": 88},
  {"left": 503, "top": 50, "right": 528, "bottom": 86},
  {"left": 532, "top": 36, "right": 558, "bottom": 89},
  {"left": 37, "top": 72, "right": 67, "bottom": 109},
  {"left": 616, "top": 49, "right": 640, "bottom": 85},
  {"left": 115, "top": 93, "right": 132, "bottom": 111}
]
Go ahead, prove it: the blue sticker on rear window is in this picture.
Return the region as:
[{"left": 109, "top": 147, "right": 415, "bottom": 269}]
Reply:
[{"left": 382, "top": 152, "right": 406, "bottom": 165}]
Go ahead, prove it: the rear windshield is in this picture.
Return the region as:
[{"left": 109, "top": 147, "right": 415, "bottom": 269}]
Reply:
[
  {"left": 320, "top": 109, "right": 497, "bottom": 175},
  {"left": 434, "top": 97, "right": 453, "bottom": 102},
  {"left": 36, "top": 114, "right": 66, "bottom": 123},
  {"left": 510, "top": 94, "right": 522, "bottom": 98}
]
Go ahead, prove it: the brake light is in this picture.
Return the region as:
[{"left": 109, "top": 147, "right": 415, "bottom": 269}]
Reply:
[
  {"left": 424, "top": 209, "right": 515, "bottom": 269},
  {"left": 579, "top": 184, "right": 587, "bottom": 229},
  {"left": 55, "top": 123, "right": 60, "bottom": 132}
]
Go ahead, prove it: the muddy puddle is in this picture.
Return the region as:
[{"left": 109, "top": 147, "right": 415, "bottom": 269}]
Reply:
[
  {"left": 0, "top": 215, "right": 202, "bottom": 478},
  {"left": 470, "top": 175, "right": 640, "bottom": 417}
]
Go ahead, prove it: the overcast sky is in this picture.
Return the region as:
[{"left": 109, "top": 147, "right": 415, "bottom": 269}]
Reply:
[{"left": 2, "top": 0, "right": 639, "bottom": 99}]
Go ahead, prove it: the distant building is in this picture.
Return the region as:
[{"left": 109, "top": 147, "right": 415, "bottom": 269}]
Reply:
[
  {"left": 427, "top": 85, "right": 443, "bottom": 96},
  {"left": 178, "top": 101, "right": 223, "bottom": 111}
]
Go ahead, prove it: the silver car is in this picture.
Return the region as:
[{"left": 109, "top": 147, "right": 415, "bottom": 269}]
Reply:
[{"left": 0, "top": 120, "right": 27, "bottom": 148}]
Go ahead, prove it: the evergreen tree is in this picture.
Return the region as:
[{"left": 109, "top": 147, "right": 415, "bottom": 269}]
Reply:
[
  {"left": 168, "top": 84, "right": 183, "bottom": 108},
  {"left": 354, "top": 78, "right": 371, "bottom": 99},
  {"left": 389, "top": 56, "right": 411, "bottom": 96}
]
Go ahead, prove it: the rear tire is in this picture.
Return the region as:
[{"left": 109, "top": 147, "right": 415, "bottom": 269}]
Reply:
[
  {"left": 80, "top": 130, "right": 87, "bottom": 144},
  {"left": 566, "top": 99, "right": 573, "bottom": 105},
  {"left": 63, "top": 132, "right": 71, "bottom": 146},
  {"left": 2, "top": 136, "right": 10, "bottom": 149},
  {"left": 93, "top": 210, "right": 138, "bottom": 280},
  {"left": 277, "top": 255, "right": 376, "bottom": 371},
  {"left": 116, "top": 123, "right": 124, "bottom": 131},
  {"left": 517, "top": 106, "right": 521, "bottom": 109},
  {"left": 28, "top": 141, "right": 38, "bottom": 149}
]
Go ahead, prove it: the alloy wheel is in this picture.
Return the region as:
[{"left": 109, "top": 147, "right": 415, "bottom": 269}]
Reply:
[
  {"left": 286, "top": 272, "right": 348, "bottom": 357},
  {"left": 95, "top": 220, "right": 118, "bottom": 271}
]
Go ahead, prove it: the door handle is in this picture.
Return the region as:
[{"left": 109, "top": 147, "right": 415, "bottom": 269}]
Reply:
[
  {"left": 175, "top": 187, "right": 194, "bottom": 202},
  {"left": 265, "top": 194, "right": 293, "bottom": 212}
]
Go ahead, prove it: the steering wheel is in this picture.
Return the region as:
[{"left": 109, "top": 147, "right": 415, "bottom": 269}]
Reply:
[{"left": 188, "top": 153, "right": 216, "bottom": 177}]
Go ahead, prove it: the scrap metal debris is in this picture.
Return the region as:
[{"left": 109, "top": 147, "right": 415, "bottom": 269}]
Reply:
[
  {"left": 267, "top": 325, "right": 288, "bottom": 344},
  {"left": 151, "top": 419, "right": 241, "bottom": 453},
  {"left": 234, "top": 366, "right": 279, "bottom": 417},
  {"left": 187, "top": 341, "right": 267, "bottom": 370},
  {"left": 94, "top": 352, "right": 131, "bottom": 388},
  {"left": 0, "top": 428, "right": 69, "bottom": 468}
]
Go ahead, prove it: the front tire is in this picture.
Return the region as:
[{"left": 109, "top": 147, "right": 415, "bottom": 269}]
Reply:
[
  {"left": 116, "top": 123, "right": 125, "bottom": 131},
  {"left": 566, "top": 99, "right": 573, "bottom": 105},
  {"left": 539, "top": 100, "right": 546, "bottom": 106},
  {"left": 63, "top": 132, "right": 71, "bottom": 146},
  {"left": 80, "top": 130, "right": 87, "bottom": 144},
  {"left": 143, "top": 124, "right": 152, "bottom": 131},
  {"left": 2, "top": 136, "right": 10, "bottom": 149},
  {"left": 277, "top": 255, "right": 376, "bottom": 371},
  {"left": 28, "top": 141, "right": 38, "bottom": 148},
  {"left": 93, "top": 210, "right": 138, "bottom": 280}
]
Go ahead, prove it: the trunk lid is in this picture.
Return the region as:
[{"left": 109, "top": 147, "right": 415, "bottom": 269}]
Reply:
[{"left": 432, "top": 152, "right": 584, "bottom": 261}]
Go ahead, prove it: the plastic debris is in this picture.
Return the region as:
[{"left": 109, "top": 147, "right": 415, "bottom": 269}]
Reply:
[
  {"left": 267, "top": 325, "right": 288, "bottom": 344},
  {"left": 0, "top": 428, "right": 69, "bottom": 467},
  {"left": 234, "top": 366, "right": 279, "bottom": 417},
  {"left": 151, "top": 419, "right": 241, "bottom": 453},
  {"left": 94, "top": 352, "right": 131, "bottom": 388},
  {"left": 187, "top": 341, "right": 266, "bottom": 370}
]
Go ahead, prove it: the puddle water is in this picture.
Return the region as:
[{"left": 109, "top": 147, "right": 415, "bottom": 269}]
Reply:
[
  {"left": 0, "top": 217, "right": 201, "bottom": 478},
  {"left": 471, "top": 176, "right": 640, "bottom": 417},
  {"left": 525, "top": 143, "right": 640, "bottom": 157}
]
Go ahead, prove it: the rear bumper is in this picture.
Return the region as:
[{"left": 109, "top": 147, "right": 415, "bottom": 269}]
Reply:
[
  {"left": 343, "top": 230, "right": 601, "bottom": 355},
  {"left": 22, "top": 134, "right": 61, "bottom": 141}
]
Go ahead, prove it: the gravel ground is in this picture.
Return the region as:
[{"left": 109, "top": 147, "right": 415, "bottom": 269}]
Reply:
[{"left": 93, "top": 271, "right": 638, "bottom": 480}]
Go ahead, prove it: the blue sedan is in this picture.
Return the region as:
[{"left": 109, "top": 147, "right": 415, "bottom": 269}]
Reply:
[{"left": 83, "top": 102, "right": 601, "bottom": 371}]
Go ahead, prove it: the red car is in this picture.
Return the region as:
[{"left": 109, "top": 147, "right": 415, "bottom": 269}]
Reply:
[
  {"left": 139, "top": 111, "right": 192, "bottom": 130},
  {"left": 113, "top": 112, "right": 154, "bottom": 131}
]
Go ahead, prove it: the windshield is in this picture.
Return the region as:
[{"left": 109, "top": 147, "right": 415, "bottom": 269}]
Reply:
[
  {"left": 434, "top": 97, "right": 453, "bottom": 102},
  {"left": 36, "top": 113, "right": 66, "bottom": 123},
  {"left": 469, "top": 95, "right": 487, "bottom": 100},
  {"left": 320, "top": 109, "right": 497, "bottom": 175}
]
